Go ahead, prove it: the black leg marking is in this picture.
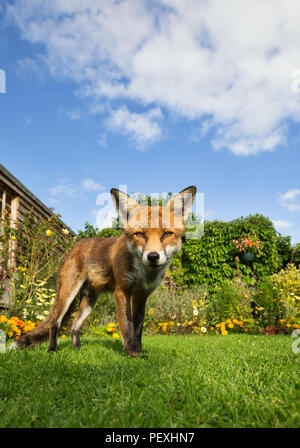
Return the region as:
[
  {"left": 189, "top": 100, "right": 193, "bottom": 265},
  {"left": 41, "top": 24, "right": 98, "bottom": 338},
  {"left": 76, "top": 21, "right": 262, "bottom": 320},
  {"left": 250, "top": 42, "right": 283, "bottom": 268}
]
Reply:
[{"left": 48, "top": 322, "right": 59, "bottom": 352}]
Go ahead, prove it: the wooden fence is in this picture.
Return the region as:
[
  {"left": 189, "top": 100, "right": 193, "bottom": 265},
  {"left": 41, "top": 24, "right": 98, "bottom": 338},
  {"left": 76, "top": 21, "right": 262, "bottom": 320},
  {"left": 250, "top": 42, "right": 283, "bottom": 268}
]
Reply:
[{"left": 0, "top": 163, "right": 75, "bottom": 307}]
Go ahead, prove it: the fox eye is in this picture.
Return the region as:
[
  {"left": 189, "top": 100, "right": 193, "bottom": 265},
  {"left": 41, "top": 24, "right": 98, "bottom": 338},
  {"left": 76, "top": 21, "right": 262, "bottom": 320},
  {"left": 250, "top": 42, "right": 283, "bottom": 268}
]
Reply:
[
  {"left": 134, "top": 232, "right": 146, "bottom": 238},
  {"left": 163, "top": 231, "right": 174, "bottom": 238}
]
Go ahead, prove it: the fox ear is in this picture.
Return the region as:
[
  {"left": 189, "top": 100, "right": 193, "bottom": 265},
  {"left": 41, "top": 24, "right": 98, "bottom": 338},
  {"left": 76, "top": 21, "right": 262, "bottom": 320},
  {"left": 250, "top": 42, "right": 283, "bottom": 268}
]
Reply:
[
  {"left": 166, "top": 186, "right": 197, "bottom": 221},
  {"left": 110, "top": 188, "right": 140, "bottom": 224}
]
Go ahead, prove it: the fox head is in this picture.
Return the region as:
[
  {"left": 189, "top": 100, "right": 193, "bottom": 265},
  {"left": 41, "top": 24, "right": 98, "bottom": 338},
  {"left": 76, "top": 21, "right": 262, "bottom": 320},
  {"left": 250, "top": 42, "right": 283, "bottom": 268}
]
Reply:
[{"left": 111, "top": 186, "right": 196, "bottom": 268}]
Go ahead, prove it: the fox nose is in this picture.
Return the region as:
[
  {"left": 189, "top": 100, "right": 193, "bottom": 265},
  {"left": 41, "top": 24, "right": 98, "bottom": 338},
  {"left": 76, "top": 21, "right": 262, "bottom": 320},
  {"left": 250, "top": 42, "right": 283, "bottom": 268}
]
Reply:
[{"left": 147, "top": 252, "right": 160, "bottom": 263}]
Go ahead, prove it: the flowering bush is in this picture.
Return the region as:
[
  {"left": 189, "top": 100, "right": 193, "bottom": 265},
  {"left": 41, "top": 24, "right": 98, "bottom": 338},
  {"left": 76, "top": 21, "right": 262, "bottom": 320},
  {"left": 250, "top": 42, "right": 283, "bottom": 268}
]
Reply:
[
  {"left": 13, "top": 273, "right": 56, "bottom": 321},
  {"left": 0, "top": 315, "right": 39, "bottom": 339},
  {"left": 0, "top": 209, "right": 75, "bottom": 318},
  {"left": 252, "top": 264, "right": 300, "bottom": 332},
  {"left": 232, "top": 234, "right": 263, "bottom": 257},
  {"left": 142, "top": 282, "right": 258, "bottom": 336},
  {"left": 270, "top": 263, "right": 300, "bottom": 321}
]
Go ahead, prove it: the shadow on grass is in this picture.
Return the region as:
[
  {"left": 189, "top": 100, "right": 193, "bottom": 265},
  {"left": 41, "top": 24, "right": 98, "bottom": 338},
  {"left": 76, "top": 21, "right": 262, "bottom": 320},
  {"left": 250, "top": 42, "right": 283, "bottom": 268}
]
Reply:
[
  {"left": 84, "top": 337, "right": 125, "bottom": 354},
  {"left": 54, "top": 336, "right": 129, "bottom": 357}
]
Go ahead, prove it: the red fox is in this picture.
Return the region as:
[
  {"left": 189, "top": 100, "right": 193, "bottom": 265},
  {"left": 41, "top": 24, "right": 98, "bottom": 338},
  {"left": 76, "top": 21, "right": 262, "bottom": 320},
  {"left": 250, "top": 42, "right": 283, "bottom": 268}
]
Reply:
[{"left": 12, "top": 186, "right": 196, "bottom": 357}]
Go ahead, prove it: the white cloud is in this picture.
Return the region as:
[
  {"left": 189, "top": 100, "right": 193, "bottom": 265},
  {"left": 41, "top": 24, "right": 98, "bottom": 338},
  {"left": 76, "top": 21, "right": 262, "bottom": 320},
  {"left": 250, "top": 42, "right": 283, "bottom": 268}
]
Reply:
[
  {"left": 6, "top": 0, "right": 300, "bottom": 155},
  {"left": 280, "top": 188, "right": 300, "bottom": 202},
  {"left": 272, "top": 219, "right": 292, "bottom": 230},
  {"left": 47, "top": 183, "right": 77, "bottom": 198},
  {"left": 81, "top": 178, "right": 105, "bottom": 192},
  {"left": 106, "top": 106, "right": 163, "bottom": 148},
  {"left": 65, "top": 109, "right": 82, "bottom": 121},
  {"left": 279, "top": 188, "right": 300, "bottom": 212},
  {"left": 48, "top": 178, "right": 105, "bottom": 200}
]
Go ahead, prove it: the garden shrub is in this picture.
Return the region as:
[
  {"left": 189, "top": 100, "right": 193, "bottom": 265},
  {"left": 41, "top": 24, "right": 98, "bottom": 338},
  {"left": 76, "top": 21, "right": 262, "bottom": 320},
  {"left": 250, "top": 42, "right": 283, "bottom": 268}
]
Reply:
[
  {"left": 292, "top": 244, "right": 300, "bottom": 267},
  {"left": 275, "top": 234, "right": 293, "bottom": 269},
  {"left": 252, "top": 264, "right": 300, "bottom": 332},
  {"left": 139, "top": 282, "right": 257, "bottom": 336},
  {"left": 252, "top": 278, "right": 281, "bottom": 328},
  {"left": 205, "top": 279, "right": 254, "bottom": 326},
  {"left": 169, "top": 214, "right": 280, "bottom": 289},
  {"left": 270, "top": 264, "right": 300, "bottom": 320},
  {"left": 0, "top": 210, "right": 75, "bottom": 319},
  {"left": 77, "top": 221, "right": 122, "bottom": 239}
]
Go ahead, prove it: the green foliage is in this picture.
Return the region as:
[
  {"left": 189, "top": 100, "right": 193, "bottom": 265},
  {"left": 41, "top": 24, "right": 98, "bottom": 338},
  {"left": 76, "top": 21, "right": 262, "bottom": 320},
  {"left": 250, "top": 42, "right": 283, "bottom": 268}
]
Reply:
[
  {"left": 0, "top": 210, "right": 75, "bottom": 316},
  {"left": 131, "top": 191, "right": 173, "bottom": 206},
  {"left": 169, "top": 214, "right": 280, "bottom": 289},
  {"left": 77, "top": 221, "right": 122, "bottom": 239},
  {"left": 292, "top": 243, "right": 300, "bottom": 267},
  {"left": 251, "top": 264, "right": 300, "bottom": 331},
  {"left": 206, "top": 279, "right": 253, "bottom": 326},
  {"left": 252, "top": 278, "right": 281, "bottom": 327},
  {"left": 275, "top": 234, "right": 293, "bottom": 269}
]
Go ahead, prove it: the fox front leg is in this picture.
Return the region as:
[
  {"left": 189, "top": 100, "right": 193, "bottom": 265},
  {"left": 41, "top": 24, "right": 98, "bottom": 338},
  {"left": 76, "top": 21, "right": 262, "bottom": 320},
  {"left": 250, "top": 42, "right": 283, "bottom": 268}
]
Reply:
[
  {"left": 113, "top": 288, "right": 141, "bottom": 357},
  {"left": 132, "top": 292, "right": 148, "bottom": 354}
]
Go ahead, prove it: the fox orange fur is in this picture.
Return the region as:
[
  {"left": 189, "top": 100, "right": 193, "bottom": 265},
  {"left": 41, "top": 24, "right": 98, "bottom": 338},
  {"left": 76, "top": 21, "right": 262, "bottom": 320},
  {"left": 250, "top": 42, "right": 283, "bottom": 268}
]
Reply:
[{"left": 12, "top": 186, "right": 196, "bottom": 357}]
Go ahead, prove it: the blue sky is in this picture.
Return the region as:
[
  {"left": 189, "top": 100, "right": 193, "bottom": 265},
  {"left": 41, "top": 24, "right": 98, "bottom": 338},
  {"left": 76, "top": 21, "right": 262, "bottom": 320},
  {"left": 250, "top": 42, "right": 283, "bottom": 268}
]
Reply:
[{"left": 0, "top": 1, "right": 300, "bottom": 243}]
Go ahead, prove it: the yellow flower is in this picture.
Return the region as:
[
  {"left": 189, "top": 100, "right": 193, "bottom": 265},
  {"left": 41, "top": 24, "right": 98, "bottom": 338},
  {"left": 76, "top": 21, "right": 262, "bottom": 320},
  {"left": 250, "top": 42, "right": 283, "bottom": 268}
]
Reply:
[
  {"left": 112, "top": 333, "right": 120, "bottom": 339},
  {"left": 46, "top": 229, "right": 53, "bottom": 237},
  {"left": 228, "top": 323, "right": 234, "bottom": 328},
  {"left": 61, "top": 334, "right": 67, "bottom": 338},
  {"left": 11, "top": 235, "right": 16, "bottom": 240}
]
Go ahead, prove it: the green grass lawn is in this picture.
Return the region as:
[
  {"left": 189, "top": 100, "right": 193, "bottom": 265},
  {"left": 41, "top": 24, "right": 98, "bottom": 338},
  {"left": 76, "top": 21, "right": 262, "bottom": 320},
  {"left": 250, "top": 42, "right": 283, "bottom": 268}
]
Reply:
[{"left": 0, "top": 334, "right": 299, "bottom": 428}]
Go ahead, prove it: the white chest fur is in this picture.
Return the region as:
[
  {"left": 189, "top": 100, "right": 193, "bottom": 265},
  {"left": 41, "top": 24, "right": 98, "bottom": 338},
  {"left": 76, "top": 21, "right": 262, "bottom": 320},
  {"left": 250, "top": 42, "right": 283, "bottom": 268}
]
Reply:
[{"left": 125, "top": 257, "right": 167, "bottom": 294}]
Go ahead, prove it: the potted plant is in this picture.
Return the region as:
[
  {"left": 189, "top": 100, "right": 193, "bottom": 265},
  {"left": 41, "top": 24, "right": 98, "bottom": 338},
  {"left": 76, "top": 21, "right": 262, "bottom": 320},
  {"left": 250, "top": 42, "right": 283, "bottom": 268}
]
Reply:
[{"left": 232, "top": 234, "right": 263, "bottom": 263}]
